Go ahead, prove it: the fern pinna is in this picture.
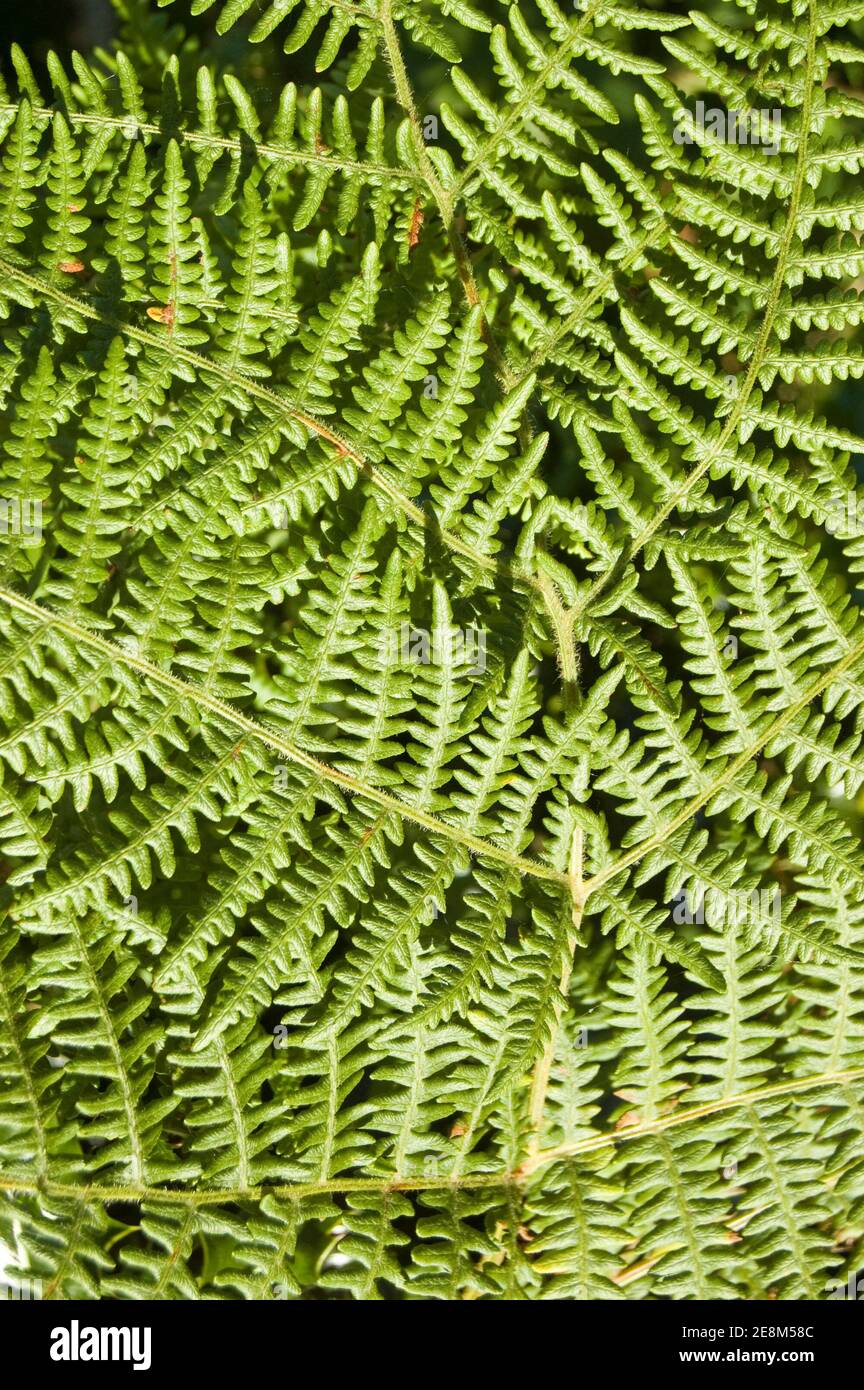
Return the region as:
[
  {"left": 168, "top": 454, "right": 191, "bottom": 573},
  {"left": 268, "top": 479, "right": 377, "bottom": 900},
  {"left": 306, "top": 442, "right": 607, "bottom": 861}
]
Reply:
[{"left": 1, "top": 0, "right": 864, "bottom": 1302}]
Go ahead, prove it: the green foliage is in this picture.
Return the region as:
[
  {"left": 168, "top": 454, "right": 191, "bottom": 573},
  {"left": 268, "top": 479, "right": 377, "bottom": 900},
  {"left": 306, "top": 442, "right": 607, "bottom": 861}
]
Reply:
[{"left": 1, "top": 0, "right": 864, "bottom": 1301}]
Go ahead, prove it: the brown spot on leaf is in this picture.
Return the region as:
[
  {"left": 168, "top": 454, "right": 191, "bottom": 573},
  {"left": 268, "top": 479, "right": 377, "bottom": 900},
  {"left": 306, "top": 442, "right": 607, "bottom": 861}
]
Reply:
[
  {"left": 408, "top": 199, "right": 424, "bottom": 251},
  {"left": 615, "top": 1109, "right": 639, "bottom": 1129}
]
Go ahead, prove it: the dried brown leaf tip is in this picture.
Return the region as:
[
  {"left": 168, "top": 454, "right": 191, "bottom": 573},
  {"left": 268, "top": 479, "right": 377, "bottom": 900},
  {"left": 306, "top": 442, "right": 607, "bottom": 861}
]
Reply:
[
  {"left": 408, "top": 199, "right": 424, "bottom": 251},
  {"left": 146, "top": 304, "right": 175, "bottom": 327}
]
